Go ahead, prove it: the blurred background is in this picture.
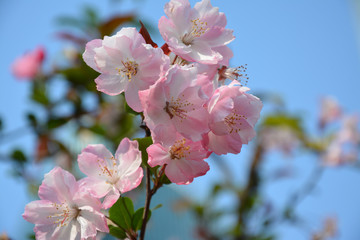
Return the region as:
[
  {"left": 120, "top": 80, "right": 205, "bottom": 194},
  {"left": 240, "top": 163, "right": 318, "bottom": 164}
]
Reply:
[{"left": 0, "top": 0, "right": 359, "bottom": 239}]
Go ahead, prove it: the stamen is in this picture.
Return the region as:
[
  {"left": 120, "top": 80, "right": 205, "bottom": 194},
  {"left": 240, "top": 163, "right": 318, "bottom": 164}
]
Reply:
[
  {"left": 97, "top": 157, "right": 118, "bottom": 184},
  {"left": 182, "top": 18, "right": 209, "bottom": 45},
  {"left": 224, "top": 111, "right": 247, "bottom": 134},
  {"left": 116, "top": 60, "right": 139, "bottom": 81},
  {"left": 164, "top": 96, "right": 195, "bottom": 121},
  {"left": 169, "top": 139, "right": 191, "bottom": 159},
  {"left": 47, "top": 203, "right": 79, "bottom": 228},
  {"left": 218, "top": 65, "right": 249, "bottom": 86}
]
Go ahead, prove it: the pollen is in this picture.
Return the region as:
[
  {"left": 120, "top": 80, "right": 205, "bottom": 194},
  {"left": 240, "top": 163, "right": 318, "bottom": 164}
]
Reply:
[
  {"left": 47, "top": 203, "right": 75, "bottom": 227},
  {"left": 224, "top": 111, "right": 247, "bottom": 134},
  {"left": 97, "top": 157, "right": 118, "bottom": 181},
  {"left": 169, "top": 138, "right": 191, "bottom": 160},
  {"left": 117, "top": 59, "right": 139, "bottom": 81},
  {"left": 164, "top": 96, "right": 194, "bottom": 121},
  {"left": 218, "top": 65, "right": 249, "bottom": 86},
  {"left": 182, "top": 18, "right": 209, "bottom": 45}
]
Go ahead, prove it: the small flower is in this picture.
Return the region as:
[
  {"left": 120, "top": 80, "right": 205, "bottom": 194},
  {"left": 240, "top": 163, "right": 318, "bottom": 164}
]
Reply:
[
  {"left": 148, "top": 125, "right": 210, "bottom": 184},
  {"left": 159, "top": 0, "right": 234, "bottom": 64},
  {"left": 12, "top": 46, "right": 45, "bottom": 79},
  {"left": 139, "top": 65, "right": 210, "bottom": 142},
  {"left": 83, "top": 27, "right": 170, "bottom": 112},
  {"left": 204, "top": 81, "right": 263, "bottom": 155},
  {"left": 319, "top": 97, "right": 342, "bottom": 129},
  {"left": 78, "top": 138, "right": 143, "bottom": 209},
  {"left": 23, "top": 167, "right": 108, "bottom": 240}
]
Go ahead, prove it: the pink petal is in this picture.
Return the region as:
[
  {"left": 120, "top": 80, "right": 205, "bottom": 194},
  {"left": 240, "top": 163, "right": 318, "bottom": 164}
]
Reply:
[
  {"left": 38, "top": 167, "right": 77, "bottom": 203},
  {"left": 95, "top": 73, "right": 127, "bottom": 96}
]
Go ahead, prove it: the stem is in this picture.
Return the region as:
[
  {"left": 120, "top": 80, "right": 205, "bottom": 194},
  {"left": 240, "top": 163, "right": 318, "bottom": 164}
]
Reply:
[
  {"left": 235, "top": 143, "right": 264, "bottom": 239},
  {"left": 139, "top": 167, "right": 152, "bottom": 240}
]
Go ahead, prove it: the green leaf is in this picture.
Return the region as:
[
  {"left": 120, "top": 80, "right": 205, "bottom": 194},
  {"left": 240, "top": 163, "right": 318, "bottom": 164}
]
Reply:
[
  {"left": 47, "top": 117, "right": 69, "bottom": 129},
  {"left": 132, "top": 207, "right": 152, "bottom": 231},
  {"left": 10, "top": 149, "right": 27, "bottom": 164},
  {"left": 134, "top": 137, "right": 153, "bottom": 167},
  {"left": 26, "top": 113, "right": 37, "bottom": 127},
  {"left": 109, "top": 197, "right": 134, "bottom": 231},
  {"left": 108, "top": 225, "right": 127, "bottom": 239},
  {"left": 152, "top": 204, "right": 163, "bottom": 211},
  {"left": 31, "top": 81, "right": 49, "bottom": 105}
]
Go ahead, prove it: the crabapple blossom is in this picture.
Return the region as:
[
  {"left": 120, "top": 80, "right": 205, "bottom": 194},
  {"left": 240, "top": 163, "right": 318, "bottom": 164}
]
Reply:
[
  {"left": 322, "top": 115, "right": 360, "bottom": 166},
  {"left": 12, "top": 46, "right": 45, "bottom": 79},
  {"left": 158, "top": 0, "right": 234, "bottom": 64},
  {"left": 204, "top": 81, "right": 263, "bottom": 155},
  {"left": 78, "top": 138, "right": 143, "bottom": 209},
  {"left": 83, "top": 27, "right": 170, "bottom": 112},
  {"left": 139, "top": 65, "right": 210, "bottom": 142},
  {"left": 148, "top": 124, "right": 210, "bottom": 184},
  {"left": 319, "top": 97, "right": 342, "bottom": 129},
  {"left": 23, "top": 167, "right": 108, "bottom": 240}
]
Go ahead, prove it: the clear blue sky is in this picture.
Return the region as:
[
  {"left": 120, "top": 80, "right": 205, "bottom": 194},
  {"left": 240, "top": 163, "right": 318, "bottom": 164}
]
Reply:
[{"left": 0, "top": 0, "right": 359, "bottom": 239}]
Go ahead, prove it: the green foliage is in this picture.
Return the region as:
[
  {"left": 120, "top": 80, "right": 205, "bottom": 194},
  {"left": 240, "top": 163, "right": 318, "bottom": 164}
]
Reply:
[
  {"left": 10, "top": 149, "right": 27, "bottom": 164},
  {"left": 109, "top": 225, "right": 127, "bottom": 239},
  {"left": 109, "top": 197, "right": 135, "bottom": 231},
  {"left": 132, "top": 207, "right": 152, "bottom": 231}
]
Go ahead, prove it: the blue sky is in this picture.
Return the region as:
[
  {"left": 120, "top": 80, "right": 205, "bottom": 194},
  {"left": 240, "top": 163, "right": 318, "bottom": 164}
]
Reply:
[{"left": 0, "top": 0, "right": 359, "bottom": 239}]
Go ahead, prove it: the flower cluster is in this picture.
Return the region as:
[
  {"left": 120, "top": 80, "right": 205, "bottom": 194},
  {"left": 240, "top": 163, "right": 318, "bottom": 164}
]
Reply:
[
  {"left": 83, "top": 0, "right": 262, "bottom": 184},
  {"left": 23, "top": 0, "right": 262, "bottom": 239},
  {"left": 23, "top": 138, "right": 143, "bottom": 239}
]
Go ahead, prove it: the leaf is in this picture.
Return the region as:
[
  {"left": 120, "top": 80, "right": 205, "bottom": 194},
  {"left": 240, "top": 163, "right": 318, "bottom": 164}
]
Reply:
[
  {"left": 109, "top": 197, "right": 134, "bottom": 231},
  {"left": 139, "top": 21, "right": 158, "bottom": 48},
  {"left": 152, "top": 204, "right": 162, "bottom": 211},
  {"left": 31, "top": 81, "right": 49, "bottom": 105},
  {"left": 26, "top": 113, "right": 37, "bottom": 127},
  {"left": 134, "top": 137, "right": 153, "bottom": 167},
  {"left": 132, "top": 207, "right": 152, "bottom": 231},
  {"left": 10, "top": 149, "right": 27, "bottom": 164},
  {"left": 99, "top": 15, "right": 135, "bottom": 37},
  {"left": 108, "top": 225, "right": 127, "bottom": 239},
  {"left": 47, "top": 117, "right": 69, "bottom": 129}
]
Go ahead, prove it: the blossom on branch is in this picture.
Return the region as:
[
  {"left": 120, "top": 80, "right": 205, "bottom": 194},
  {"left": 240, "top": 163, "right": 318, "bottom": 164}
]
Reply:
[
  {"left": 159, "top": 0, "right": 234, "bottom": 65},
  {"left": 203, "top": 81, "right": 263, "bottom": 155},
  {"left": 77, "top": 138, "right": 143, "bottom": 209},
  {"left": 83, "top": 27, "right": 170, "bottom": 112},
  {"left": 148, "top": 125, "right": 210, "bottom": 184},
  {"left": 140, "top": 65, "right": 210, "bottom": 142},
  {"left": 23, "top": 167, "right": 108, "bottom": 240}
]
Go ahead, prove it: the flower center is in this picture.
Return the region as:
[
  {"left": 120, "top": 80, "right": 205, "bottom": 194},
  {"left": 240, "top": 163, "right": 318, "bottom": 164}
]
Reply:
[
  {"left": 218, "top": 65, "right": 249, "bottom": 86},
  {"left": 97, "top": 157, "right": 119, "bottom": 184},
  {"left": 169, "top": 139, "right": 190, "bottom": 160},
  {"left": 224, "top": 111, "right": 247, "bottom": 134},
  {"left": 47, "top": 203, "right": 80, "bottom": 228},
  {"left": 164, "top": 97, "right": 194, "bottom": 121},
  {"left": 182, "top": 18, "right": 209, "bottom": 45},
  {"left": 117, "top": 60, "right": 138, "bottom": 81}
]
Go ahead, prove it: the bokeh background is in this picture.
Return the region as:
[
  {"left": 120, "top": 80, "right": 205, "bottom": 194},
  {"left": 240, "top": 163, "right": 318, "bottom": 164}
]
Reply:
[{"left": 0, "top": 0, "right": 359, "bottom": 239}]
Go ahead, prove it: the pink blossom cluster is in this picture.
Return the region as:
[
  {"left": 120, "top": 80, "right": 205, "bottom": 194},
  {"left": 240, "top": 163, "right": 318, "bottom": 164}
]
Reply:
[
  {"left": 83, "top": 0, "right": 262, "bottom": 185},
  {"left": 23, "top": 0, "right": 263, "bottom": 238},
  {"left": 23, "top": 138, "right": 143, "bottom": 239}
]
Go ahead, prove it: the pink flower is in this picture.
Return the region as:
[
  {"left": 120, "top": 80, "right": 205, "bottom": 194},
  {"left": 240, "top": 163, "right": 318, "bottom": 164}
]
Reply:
[
  {"left": 322, "top": 115, "right": 360, "bottom": 166},
  {"left": 319, "top": 97, "right": 342, "bottom": 129},
  {"left": 147, "top": 124, "right": 210, "bottom": 184},
  {"left": 83, "top": 27, "right": 169, "bottom": 112},
  {"left": 204, "top": 81, "right": 262, "bottom": 155},
  {"left": 12, "top": 46, "right": 45, "bottom": 79},
  {"left": 77, "top": 138, "right": 143, "bottom": 209},
  {"left": 139, "top": 65, "right": 210, "bottom": 142},
  {"left": 158, "top": 0, "right": 234, "bottom": 64},
  {"left": 23, "top": 167, "right": 108, "bottom": 240}
]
